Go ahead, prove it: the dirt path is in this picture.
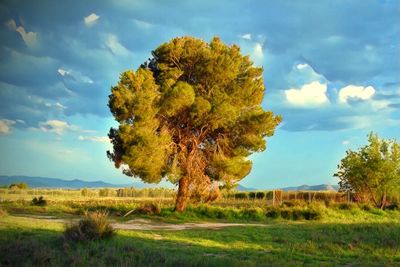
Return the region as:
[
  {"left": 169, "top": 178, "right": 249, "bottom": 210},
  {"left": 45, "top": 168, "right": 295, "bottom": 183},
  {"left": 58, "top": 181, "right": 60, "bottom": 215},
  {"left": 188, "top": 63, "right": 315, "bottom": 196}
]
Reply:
[
  {"left": 12, "top": 214, "right": 268, "bottom": 231},
  {"left": 113, "top": 218, "right": 268, "bottom": 231}
]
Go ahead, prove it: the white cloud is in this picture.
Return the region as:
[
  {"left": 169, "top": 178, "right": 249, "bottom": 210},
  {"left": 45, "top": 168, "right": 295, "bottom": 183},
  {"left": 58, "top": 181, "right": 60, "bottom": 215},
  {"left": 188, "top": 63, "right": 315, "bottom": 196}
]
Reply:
[
  {"left": 240, "top": 33, "right": 252, "bottom": 40},
  {"left": 338, "top": 85, "right": 375, "bottom": 103},
  {"left": 84, "top": 13, "right": 100, "bottom": 26},
  {"left": 6, "top": 19, "right": 17, "bottom": 30},
  {"left": 39, "top": 120, "right": 76, "bottom": 135},
  {"left": 253, "top": 43, "right": 263, "bottom": 59},
  {"left": 0, "top": 119, "right": 16, "bottom": 135},
  {"left": 285, "top": 81, "right": 329, "bottom": 107},
  {"left": 296, "top": 63, "right": 308, "bottom": 70},
  {"left": 78, "top": 135, "right": 110, "bottom": 143},
  {"left": 342, "top": 140, "right": 350, "bottom": 146},
  {"left": 105, "top": 34, "right": 130, "bottom": 56},
  {"left": 57, "top": 68, "right": 68, "bottom": 76},
  {"left": 6, "top": 19, "right": 37, "bottom": 47},
  {"left": 133, "top": 19, "right": 154, "bottom": 29}
]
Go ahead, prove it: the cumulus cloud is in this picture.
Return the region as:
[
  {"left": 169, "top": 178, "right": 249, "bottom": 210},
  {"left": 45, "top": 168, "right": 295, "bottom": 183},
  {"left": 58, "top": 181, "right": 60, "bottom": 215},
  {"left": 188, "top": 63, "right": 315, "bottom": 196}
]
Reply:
[
  {"left": 84, "top": 13, "right": 100, "bottom": 26},
  {"left": 338, "top": 85, "right": 375, "bottom": 103},
  {"left": 0, "top": 119, "right": 16, "bottom": 134},
  {"left": 6, "top": 19, "right": 37, "bottom": 47},
  {"left": 285, "top": 81, "right": 329, "bottom": 107},
  {"left": 78, "top": 135, "right": 110, "bottom": 143},
  {"left": 38, "top": 120, "right": 76, "bottom": 135},
  {"left": 342, "top": 140, "right": 350, "bottom": 145}
]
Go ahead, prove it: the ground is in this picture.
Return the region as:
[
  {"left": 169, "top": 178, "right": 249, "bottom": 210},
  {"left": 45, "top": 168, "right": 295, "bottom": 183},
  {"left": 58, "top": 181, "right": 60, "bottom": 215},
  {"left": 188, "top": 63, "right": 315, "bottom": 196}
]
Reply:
[{"left": 0, "top": 193, "right": 399, "bottom": 266}]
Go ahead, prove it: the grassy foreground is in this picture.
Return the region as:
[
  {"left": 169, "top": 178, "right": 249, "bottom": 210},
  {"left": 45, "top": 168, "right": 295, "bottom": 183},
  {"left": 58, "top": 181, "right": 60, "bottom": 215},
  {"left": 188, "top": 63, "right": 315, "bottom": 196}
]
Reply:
[{"left": 1, "top": 210, "right": 400, "bottom": 266}]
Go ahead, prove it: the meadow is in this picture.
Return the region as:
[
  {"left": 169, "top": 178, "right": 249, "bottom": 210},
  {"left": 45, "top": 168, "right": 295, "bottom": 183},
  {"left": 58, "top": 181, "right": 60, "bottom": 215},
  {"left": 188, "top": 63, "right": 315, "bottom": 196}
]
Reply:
[{"left": 1, "top": 188, "right": 400, "bottom": 266}]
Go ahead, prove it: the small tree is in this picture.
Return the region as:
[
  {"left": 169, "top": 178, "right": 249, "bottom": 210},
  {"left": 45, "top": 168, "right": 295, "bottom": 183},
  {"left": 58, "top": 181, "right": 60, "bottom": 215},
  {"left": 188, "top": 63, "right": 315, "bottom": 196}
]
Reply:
[
  {"left": 108, "top": 36, "right": 281, "bottom": 211},
  {"left": 335, "top": 133, "right": 400, "bottom": 209},
  {"left": 8, "top": 183, "right": 28, "bottom": 190}
]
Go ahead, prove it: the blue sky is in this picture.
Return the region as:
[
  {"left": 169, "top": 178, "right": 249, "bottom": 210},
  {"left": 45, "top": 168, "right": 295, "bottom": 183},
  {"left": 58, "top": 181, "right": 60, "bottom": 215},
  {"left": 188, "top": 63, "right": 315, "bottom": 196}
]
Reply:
[{"left": 0, "top": 0, "right": 399, "bottom": 189}]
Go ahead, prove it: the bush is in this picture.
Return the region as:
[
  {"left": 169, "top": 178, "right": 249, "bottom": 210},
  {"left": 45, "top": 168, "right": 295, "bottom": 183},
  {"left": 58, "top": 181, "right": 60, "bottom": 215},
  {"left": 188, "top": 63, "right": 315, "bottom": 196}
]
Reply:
[
  {"left": 248, "top": 192, "right": 256, "bottom": 199},
  {"left": 385, "top": 202, "right": 399, "bottom": 211},
  {"left": 8, "top": 183, "right": 28, "bottom": 190},
  {"left": 265, "top": 208, "right": 280, "bottom": 219},
  {"left": 256, "top": 192, "right": 265, "bottom": 199},
  {"left": 234, "top": 192, "right": 248, "bottom": 199},
  {"left": 133, "top": 203, "right": 161, "bottom": 215},
  {"left": 360, "top": 203, "right": 373, "bottom": 211},
  {"left": 64, "top": 210, "right": 114, "bottom": 242},
  {"left": 337, "top": 203, "right": 355, "bottom": 210},
  {"left": 241, "top": 207, "right": 264, "bottom": 220},
  {"left": 31, "top": 196, "right": 47, "bottom": 206}
]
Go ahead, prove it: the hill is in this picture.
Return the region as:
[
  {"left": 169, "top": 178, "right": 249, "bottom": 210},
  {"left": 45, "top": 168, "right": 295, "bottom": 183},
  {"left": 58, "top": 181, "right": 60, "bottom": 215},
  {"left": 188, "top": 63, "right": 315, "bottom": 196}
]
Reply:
[
  {"left": 279, "top": 184, "right": 339, "bottom": 191},
  {"left": 0, "top": 175, "right": 143, "bottom": 189}
]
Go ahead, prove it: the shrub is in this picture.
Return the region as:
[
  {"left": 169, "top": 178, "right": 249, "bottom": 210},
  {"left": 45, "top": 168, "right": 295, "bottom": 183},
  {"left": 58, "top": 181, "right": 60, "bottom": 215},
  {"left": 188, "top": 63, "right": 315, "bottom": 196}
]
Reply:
[
  {"left": 8, "top": 183, "right": 28, "bottom": 190},
  {"left": 256, "top": 192, "right": 265, "bottom": 199},
  {"left": 64, "top": 210, "right": 114, "bottom": 242},
  {"left": 248, "top": 192, "right": 256, "bottom": 199},
  {"left": 132, "top": 203, "right": 161, "bottom": 215},
  {"left": 385, "top": 202, "right": 399, "bottom": 211},
  {"left": 234, "top": 192, "right": 248, "bottom": 199},
  {"left": 337, "top": 203, "right": 355, "bottom": 210},
  {"left": 302, "top": 209, "right": 321, "bottom": 220},
  {"left": 241, "top": 207, "right": 264, "bottom": 220},
  {"left": 31, "top": 196, "right": 47, "bottom": 206},
  {"left": 360, "top": 203, "right": 373, "bottom": 211},
  {"left": 265, "top": 208, "right": 280, "bottom": 219}
]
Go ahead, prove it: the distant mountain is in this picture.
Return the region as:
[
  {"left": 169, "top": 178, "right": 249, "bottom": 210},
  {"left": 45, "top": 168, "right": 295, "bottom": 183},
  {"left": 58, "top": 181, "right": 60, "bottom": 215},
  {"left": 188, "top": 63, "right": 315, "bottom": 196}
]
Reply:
[
  {"left": 279, "top": 184, "right": 339, "bottom": 191},
  {"left": 236, "top": 184, "right": 256, "bottom": 191},
  {"left": 0, "top": 175, "right": 145, "bottom": 189}
]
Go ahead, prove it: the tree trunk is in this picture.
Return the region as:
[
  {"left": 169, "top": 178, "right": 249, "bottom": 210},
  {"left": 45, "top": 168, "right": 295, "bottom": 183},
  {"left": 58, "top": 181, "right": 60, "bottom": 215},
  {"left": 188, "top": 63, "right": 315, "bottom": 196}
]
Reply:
[
  {"left": 175, "top": 177, "right": 190, "bottom": 212},
  {"left": 379, "top": 191, "right": 387, "bottom": 210}
]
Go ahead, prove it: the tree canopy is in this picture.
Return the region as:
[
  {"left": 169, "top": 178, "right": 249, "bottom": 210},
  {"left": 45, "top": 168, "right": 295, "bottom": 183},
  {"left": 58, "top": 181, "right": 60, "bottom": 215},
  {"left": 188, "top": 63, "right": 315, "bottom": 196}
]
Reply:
[
  {"left": 335, "top": 133, "right": 400, "bottom": 208},
  {"left": 108, "top": 36, "right": 281, "bottom": 211}
]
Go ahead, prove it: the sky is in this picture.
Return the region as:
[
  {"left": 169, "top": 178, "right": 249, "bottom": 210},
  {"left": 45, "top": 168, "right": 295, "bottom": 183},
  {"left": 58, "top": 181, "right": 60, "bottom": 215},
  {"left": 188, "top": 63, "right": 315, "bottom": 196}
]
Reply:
[{"left": 0, "top": 0, "right": 399, "bottom": 189}]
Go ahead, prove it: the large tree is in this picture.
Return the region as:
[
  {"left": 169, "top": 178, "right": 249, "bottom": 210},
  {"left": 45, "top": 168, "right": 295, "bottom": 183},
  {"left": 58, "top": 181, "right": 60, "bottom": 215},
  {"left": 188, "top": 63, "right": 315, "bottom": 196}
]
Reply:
[
  {"left": 335, "top": 133, "right": 400, "bottom": 209},
  {"left": 107, "top": 36, "right": 281, "bottom": 211}
]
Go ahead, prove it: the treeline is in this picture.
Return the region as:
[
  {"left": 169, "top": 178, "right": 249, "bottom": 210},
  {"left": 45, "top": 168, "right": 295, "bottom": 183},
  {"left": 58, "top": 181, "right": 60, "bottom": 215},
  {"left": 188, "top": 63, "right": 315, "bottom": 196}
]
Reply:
[
  {"left": 0, "top": 187, "right": 176, "bottom": 198},
  {"left": 226, "top": 190, "right": 354, "bottom": 203},
  {"left": 81, "top": 187, "right": 175, "bottom": 198}
]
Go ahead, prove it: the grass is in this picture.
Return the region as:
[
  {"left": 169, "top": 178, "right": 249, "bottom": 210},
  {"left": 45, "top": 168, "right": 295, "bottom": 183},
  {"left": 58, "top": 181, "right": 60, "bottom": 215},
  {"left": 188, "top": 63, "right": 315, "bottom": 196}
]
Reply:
[
  {"left": 1, "top": 192, "right": 400, "bottom": 266},
  {"left": 0, "top": 214, "right": 399, "bottom": 266}
]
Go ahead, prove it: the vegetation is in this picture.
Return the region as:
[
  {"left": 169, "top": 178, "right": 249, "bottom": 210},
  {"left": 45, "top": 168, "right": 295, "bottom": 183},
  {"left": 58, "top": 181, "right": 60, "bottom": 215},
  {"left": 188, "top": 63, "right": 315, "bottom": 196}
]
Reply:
[
  {"left": 1, "top": 211, "right": 400, "bottom": 266},
  {"left": 8, "top": 182, "right": 28, "bottom": 190},
  {"left": 64, "top": 210, "right": 114, "bottom": 242},
  {"left": 31, "top": 196, "right": 47, "bottom": 206},
  {"left": 108, "top": 36, "right": 281, "bottom": 211},
  {"left": 336, "top": 133, "right": 400, "bottom": 209}
]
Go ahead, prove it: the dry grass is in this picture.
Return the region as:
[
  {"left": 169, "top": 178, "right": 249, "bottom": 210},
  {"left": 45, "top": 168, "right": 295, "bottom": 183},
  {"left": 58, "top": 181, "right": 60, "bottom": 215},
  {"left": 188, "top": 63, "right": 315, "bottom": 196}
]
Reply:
[{"left": 64, "top": 210, "right": 114, "bottom": 242}]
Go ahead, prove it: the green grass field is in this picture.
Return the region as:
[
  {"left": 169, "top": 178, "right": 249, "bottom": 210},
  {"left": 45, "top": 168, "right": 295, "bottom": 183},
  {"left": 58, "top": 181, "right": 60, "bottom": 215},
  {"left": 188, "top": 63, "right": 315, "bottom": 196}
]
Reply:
[{"left": 1, "top": 192, "right": 400, "bottom": 266}]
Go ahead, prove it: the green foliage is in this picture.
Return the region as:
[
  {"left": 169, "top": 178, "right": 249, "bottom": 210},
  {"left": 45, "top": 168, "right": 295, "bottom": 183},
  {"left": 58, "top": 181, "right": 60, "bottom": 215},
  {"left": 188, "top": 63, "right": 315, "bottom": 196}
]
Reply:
[
  {"left": 108, "top": 36, "right": 281, "bottom": 209},
  {"left": 335, "top": 132, "right": 400, "bottom": 208},
  {"left": 234, "top": 192, "right": 248, "bottom": 199},
  {"left": 31, "top": 196, "right": 47, "bottom": 206},
  {"left": 255, "top": 192, "right": 265, "bottom": 199},
  {"left": 64, "top": 210, "right": 114, "bottom": 242}
]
